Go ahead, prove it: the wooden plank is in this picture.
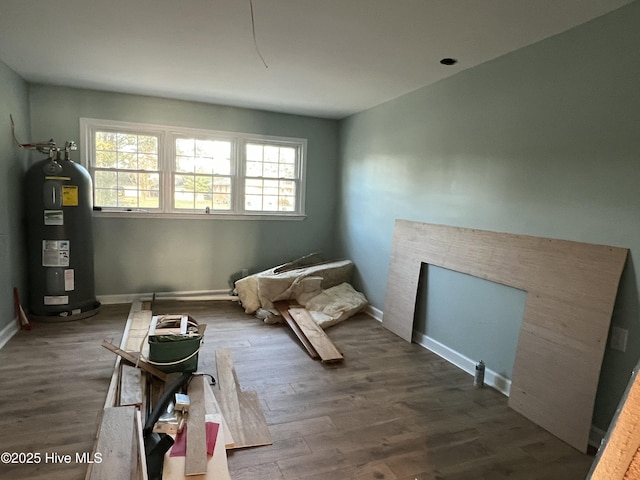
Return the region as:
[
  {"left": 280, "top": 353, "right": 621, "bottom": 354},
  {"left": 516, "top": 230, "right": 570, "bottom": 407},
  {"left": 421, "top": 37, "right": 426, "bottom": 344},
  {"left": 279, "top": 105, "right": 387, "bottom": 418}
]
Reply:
[
  {"left": 101, "top": 340, "right": 167, "bottom": 382},
  {"left": 203, "top": 378, "right": 235, "bottom": 448},
  {"left": 162, "top": 414, "right": 231, "bottom": 480},
  {"left": 381, "top": 219, "right": 628, "bottom": 452},
  {"left": 288, "top": 307, "right": 343, "bottom": 363},
  {"left": 215, "top": 349, "right": 245, "bottom": 447},
  {"left": 119, "top": 364, "right": 143, "bottom": 407},
  {"left": 89, "top": 406, "right": 137, "bottom": 480},
  {"left": 124, "top": 310, "right": 153, "bottom": 356},
  {"left": 185, "top": 375, "right": 208, "bottom": 476},
  {"left": 214, "top": 349, "right": 272, "bottom": 449},
  {"left": 135, "top": 410, "right": 148, "bottom": 480},
  {"left": 273, "top": 300, "right": 319, "bottom": 359},
  {"left": 87, "top": 301, "right": 148, "bottom": 480}
]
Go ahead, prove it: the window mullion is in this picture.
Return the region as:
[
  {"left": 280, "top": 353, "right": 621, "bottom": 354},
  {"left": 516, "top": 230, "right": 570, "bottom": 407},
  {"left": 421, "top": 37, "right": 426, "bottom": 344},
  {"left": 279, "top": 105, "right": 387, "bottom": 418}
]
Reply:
[
  {"left": 234, "top": 138, "right": 244, "bottom": 214},
  {"left": 162, "top": 130, "right": 173, "bottom": 213}
]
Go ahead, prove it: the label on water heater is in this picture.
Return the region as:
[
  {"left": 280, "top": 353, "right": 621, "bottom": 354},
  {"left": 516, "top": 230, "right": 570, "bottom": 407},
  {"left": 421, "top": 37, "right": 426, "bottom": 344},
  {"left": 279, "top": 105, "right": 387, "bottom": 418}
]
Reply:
[
  {"left": 42, "top": 240, "right": 70, "bottom": 267},
  {"left": 44, "top": 295, "right": 69, "bottom": 305},
  {"left": 62, "top": 185, "right": 79, "bottom": 206},
  {"left": 44, "top": 210, "right": 64, "bottom": 226},
  {"left": 64, "top": 269, "right": 75, "bottom": 291}
]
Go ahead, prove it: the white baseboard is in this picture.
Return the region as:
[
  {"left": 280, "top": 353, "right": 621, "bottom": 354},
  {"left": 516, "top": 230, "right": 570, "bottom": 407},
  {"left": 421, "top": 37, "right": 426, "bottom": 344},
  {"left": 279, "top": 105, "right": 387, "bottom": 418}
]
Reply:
[
  {"left": 0, "top": 319, "right": 19, "bottom": 351},
  {"left": 97, "top": 289, "right": 238, "bottom": 305},
  {"left": 412, "top": 331, "right": 512, "bottom": 397},
  {"left": 366, "top": 305, "right": 606, "bottom": 449},
  {"left": 364, "top": 304, "right": 383, "bottom": 322},
  {"left": 589, "top": 425, "right": 606, "bottom": 450}
]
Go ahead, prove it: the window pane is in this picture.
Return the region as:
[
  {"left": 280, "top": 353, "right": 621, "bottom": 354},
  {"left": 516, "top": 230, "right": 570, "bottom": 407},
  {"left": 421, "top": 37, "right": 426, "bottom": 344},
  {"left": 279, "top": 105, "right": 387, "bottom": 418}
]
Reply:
[
  {"left": 246, "top": 161, "right": 262, "bottom": 176},
  {"left": 138, "top": 153, "right": 158, "bottom": 170},
  {"left": 263, "top": 162, "right": 278, "bottom": 178},
  {"left": 246, "top": 144, "right": 263, "bottom": 161},
  {"left": 176, "top": 138, "right": 194, "bottom": 156},
  {"left": 176, "top": 155, "right": 194, "bottom": 173},
  {"left": 95, "top": 188, "right": 119, "bottom": 207},
  {"left": 118, "top": 152, "right": 137, "bottom": 170},
  {"left": 280, "top": 147, "right": 295, "bottom": 164},
  {"left": 138, "top": 135, "right": 158, "bottom": 154},
  {"left": 213, "top": 177, "right": 231, "bottom": 209},
  {"left": 117, "top": 133, "right": 138, "bottom": 152},
  {"left": 96, "top": 151, "right": 116, "bottom": 168},
  {"left": 96, "top": 131, "right": 117, "bottom": 151},
  {"left": 95, "top": 170, "right": 117, "bottom": 189}
]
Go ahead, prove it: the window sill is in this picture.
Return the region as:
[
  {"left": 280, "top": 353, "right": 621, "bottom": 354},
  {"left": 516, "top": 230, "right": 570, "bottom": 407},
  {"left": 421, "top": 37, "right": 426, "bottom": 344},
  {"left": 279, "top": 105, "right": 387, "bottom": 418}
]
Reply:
[{"left": 92, "top": 209, "right": 307, "bottom": 221}]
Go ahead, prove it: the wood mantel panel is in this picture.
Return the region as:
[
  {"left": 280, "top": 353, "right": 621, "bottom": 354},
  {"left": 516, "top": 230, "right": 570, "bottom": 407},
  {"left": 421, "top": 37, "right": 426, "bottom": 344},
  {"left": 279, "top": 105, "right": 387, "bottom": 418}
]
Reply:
[{"left": 382, "top": 219, "right": 628, "bottom": 452}]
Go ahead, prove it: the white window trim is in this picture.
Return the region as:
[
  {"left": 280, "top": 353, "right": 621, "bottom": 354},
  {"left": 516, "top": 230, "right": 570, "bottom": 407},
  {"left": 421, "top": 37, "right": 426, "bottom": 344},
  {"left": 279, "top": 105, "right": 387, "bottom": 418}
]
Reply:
[{"left": 79, "top": 118, "right": 307, "bottom": 220}]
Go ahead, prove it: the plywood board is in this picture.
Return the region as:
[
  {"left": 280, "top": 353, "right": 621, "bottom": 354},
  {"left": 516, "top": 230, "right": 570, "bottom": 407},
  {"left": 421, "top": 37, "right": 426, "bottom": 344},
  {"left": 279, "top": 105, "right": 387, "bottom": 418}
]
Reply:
[
  {"left": 382, "top": 220, "right": 628, "bottom": 452},
  {"left": 288, "top": 307, "right": 343, "bottom": 363}
]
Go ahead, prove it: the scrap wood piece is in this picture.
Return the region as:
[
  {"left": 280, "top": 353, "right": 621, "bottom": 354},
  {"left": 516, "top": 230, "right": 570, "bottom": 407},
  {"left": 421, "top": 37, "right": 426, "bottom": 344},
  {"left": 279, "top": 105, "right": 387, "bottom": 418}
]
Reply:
[
  {"left": 274, "top": 300, "right": 319, "bottom": 359},
  {"left": 214, "top": 349, "right": 272, "bottom": 449},
  {"left": 119, "top": 364, "right": 143, "bottom": 407},
  {"left": 89, "top": 406, "right": 137, "bottom": 480},
  {"left": 185, "top": 375, "right": 208, "bottom": 476},
  {"left": 288, "top": 307, "right": 344, "bottom": 363},
  {"left": 135, "top": 410, "right": 148, "bottom": 480},
  {"left": 124, "top": 309, "right": 153, "bottom": 355},
  {"left": 162, "top": 413, "right": 231, "bottom": 480},
  {"left": 102, "top": 340, "right": 167, "bottom": 382},
  {"left": 203, "top": 377, "right": 235, "bottom": 448},
  {"left": 273, "top": 251, "right": 324, "bottom": 274}
]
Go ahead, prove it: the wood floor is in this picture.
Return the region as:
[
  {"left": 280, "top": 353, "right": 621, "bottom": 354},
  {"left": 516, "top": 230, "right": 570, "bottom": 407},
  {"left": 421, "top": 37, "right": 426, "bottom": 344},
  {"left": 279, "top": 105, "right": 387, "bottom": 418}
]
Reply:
[{"left": 0, "top": 300, "right": 595, "bottom": 479}]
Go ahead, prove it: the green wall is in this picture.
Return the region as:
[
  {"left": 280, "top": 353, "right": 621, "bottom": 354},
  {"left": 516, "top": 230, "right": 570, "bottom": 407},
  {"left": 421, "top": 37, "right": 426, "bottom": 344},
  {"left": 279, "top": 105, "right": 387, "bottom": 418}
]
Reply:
[
  {"left": 337, "top": 2, "right": 640, "bottom": 433},
  {"left": 28, "top": 86, "right": 340, "bottom": 296},
  {"left": 0, "top": 60, "right": 29, "bottom": 333}
]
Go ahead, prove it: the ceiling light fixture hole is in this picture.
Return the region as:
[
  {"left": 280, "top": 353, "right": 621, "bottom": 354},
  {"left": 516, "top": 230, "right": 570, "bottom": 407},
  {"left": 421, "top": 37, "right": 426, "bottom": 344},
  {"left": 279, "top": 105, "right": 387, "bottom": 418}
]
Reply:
[{"left": 440, "top": 58, "right": 458, "bottom": 66}]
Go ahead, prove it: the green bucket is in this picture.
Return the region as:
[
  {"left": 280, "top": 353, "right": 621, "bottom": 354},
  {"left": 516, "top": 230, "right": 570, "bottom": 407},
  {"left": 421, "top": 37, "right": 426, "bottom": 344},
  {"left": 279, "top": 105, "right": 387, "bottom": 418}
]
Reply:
[{"left": 147, "top": 334, "right": 202, "bottom": 373}]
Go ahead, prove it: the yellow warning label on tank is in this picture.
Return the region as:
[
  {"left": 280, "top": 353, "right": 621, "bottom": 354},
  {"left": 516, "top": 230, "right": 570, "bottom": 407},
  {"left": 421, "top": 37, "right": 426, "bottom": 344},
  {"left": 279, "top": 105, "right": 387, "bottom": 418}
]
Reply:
[{"left": 62, "top": 185, "right": 79, "bottom": 206}]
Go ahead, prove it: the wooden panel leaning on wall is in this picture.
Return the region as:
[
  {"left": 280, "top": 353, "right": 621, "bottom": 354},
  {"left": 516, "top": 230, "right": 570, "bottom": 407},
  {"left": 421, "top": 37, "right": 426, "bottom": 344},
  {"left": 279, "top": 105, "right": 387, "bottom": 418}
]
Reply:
[{"left": 382, "top": 219, "right": 628, "bottom": 453}]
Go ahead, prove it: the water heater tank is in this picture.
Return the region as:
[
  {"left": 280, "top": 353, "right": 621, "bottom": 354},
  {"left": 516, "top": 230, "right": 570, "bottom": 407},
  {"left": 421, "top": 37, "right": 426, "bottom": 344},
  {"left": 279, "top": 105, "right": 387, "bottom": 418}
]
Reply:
[{"left": 25, "top": 148, "right": 100, "bottom": 320}]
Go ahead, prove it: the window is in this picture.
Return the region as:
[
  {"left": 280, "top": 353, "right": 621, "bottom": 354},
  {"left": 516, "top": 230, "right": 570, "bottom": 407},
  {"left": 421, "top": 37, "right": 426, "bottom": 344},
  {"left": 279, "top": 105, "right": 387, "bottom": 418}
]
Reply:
[{"left": 80, "top": 118, "right": 307, "bottom": 219}]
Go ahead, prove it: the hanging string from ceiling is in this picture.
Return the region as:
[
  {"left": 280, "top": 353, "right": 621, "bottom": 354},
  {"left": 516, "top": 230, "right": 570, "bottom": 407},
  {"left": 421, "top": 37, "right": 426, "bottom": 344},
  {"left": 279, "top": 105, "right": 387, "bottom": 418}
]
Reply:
[{"left": 249, "top": 0, "right": 269, "bottom": 68}]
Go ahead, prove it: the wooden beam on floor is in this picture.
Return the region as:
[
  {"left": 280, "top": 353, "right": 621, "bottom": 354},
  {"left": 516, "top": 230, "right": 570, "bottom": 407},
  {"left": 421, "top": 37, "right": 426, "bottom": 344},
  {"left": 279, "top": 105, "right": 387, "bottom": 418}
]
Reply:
[
  {"left": 288, "top": 307, "right": 343, "bottom": 363},
  {"left": 274, "top": 300, "right": 319, "bottom": 359}
]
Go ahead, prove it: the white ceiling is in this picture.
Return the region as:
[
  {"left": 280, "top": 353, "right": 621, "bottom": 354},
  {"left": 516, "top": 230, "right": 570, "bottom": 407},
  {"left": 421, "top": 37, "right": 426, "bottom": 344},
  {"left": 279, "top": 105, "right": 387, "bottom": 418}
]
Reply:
[{"left": 0, "top": 0, "right": 633, "bottom": 119}]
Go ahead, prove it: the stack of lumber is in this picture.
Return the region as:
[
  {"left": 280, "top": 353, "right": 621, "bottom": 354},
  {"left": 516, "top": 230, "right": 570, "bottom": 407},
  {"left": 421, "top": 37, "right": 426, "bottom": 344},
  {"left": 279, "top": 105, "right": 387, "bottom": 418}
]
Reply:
[
  {"left": 86, "top": 300, "right": 272, "bottom": 480},
  {"left": 274, "top": 300, "right": 344, "bottom": 363}
]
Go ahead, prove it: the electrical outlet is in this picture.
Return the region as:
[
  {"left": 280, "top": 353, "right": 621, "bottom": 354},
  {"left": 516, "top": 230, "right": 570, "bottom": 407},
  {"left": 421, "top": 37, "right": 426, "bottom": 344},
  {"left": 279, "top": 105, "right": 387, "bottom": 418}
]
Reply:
[{"left": 610, "top": 326, "right": 628, "bottom": 352}]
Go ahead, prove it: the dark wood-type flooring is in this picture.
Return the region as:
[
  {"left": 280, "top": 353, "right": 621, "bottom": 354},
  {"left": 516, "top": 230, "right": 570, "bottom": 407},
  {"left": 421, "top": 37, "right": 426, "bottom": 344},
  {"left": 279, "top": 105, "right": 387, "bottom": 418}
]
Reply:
[{"left": 0, "top": 300, "right": 595, "bottom": 479}]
